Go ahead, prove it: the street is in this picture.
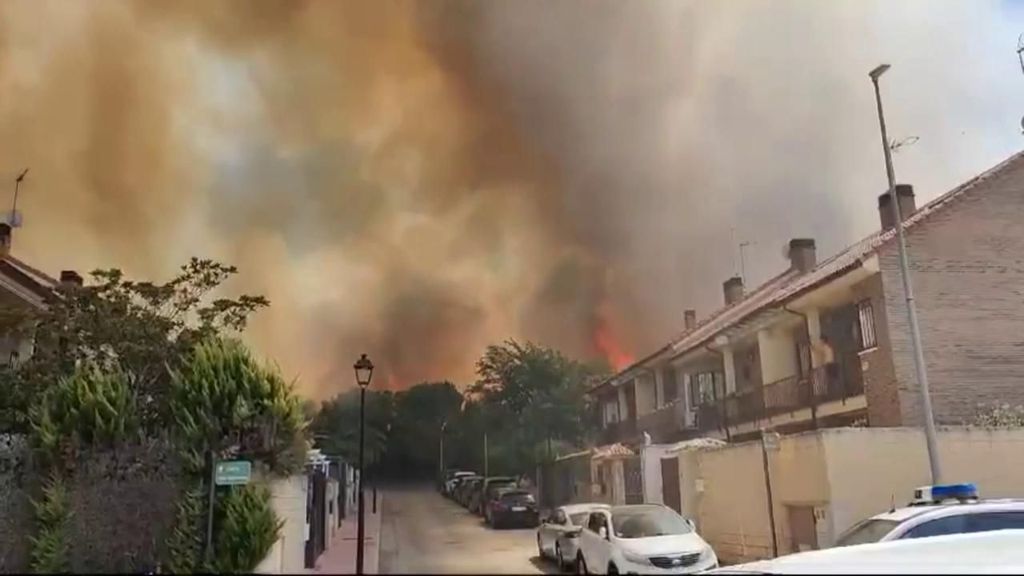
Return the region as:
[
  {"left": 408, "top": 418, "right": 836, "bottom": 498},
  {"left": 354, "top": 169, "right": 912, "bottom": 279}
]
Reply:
[{"left": 378, "top": 485, "right": 560, "bottom": 574}]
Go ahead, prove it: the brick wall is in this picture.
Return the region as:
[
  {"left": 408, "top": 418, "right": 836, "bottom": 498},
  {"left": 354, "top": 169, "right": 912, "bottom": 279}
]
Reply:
[
  {"left": 879, "top": 155, "right": 1024, "bottom": 426},
  {"left": 847, "top": 274, "right": 902, "bottom": 426}
]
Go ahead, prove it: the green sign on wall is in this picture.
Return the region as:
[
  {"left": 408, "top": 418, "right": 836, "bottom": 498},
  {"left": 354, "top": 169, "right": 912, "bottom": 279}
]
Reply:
[{"left": 215, "top": 460, "right": 252, "bottom": 486}]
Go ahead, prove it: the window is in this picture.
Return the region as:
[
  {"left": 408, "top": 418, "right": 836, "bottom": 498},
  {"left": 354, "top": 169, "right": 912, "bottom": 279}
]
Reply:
[
  {"left": 663, "top": 366, "right": 678, "bottom": 403},
  {"left": 834, "top": 518, "right": 899, "bottom": 547},
  {"left": 964, "top": 511, "right": 1024, "bottom": 533},
  {"left": 588, "top": 512, "right": 607, "bottom": 533},
  {"left": 904, "top": 515, "right": 967, "bottom": 539},
  {"left": 857, "top": 300, "right": 877, "bottom": 350},
  {"left": 689, "top": 372, "right": 725, "bottom": 406}
]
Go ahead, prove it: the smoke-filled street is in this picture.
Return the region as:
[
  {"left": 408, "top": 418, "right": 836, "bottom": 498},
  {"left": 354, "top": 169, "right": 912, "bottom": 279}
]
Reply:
[{"left": 378, "top": 485, "right": 558, "bottom": 575}]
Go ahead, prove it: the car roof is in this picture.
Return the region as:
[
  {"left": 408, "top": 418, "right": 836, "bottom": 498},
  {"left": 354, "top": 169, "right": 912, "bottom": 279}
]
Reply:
[
  {"left": 561, "top": 503, "right": 611, "bottom": 515},
  {"left": 609, "top": 504, "right": 671, "bottom": 514},
  {"left": 714, "top": 529, "right": 1024, "bottom": 574},
  {"left": 453, "top": 471, "right": 475, "bottom": 476},
  {"left": 869, "top": 500, "right": 1024, "bottom": 523}
]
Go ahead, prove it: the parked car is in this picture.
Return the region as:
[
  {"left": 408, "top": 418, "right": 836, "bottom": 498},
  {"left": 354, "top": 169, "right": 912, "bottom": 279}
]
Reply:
[
  {"left": 484, "top": 487, "right": 539, "bottom": 529},
  {"left": 459, "top": 477, "right": 483, "bottom": 508},
  {"left": 472, "top": 476, "right": 517, "bottom": 515},
  {"left": 443, "top": 471, "right": 476, "bottom": 497},
  {"left": 834, "top": 484, "right": 1024, "bottom": 547},
  {"left": 577, "top": 504, "right": 717, "bottom": 574},
  {"left": 707, "top": 529, "right": 1024, "bottom": 574},
  {"left": 537, "top": 503, "right": 610, "bottom": 570}
]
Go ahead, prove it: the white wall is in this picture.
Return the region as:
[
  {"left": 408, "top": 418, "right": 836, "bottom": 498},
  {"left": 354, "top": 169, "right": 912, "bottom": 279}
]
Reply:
[
  {"left": 641, "top": 444, "right": 674, "bottom": 505},
  {"left": 757, "top": 326, "right": 798, "bottom": 384},
  {"left": 256, "top": 475, "right": 308, "bottom": 575}
]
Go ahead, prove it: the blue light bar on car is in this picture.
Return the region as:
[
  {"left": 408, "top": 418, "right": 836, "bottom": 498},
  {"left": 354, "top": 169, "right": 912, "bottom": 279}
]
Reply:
[{"left": 912, "top": 483, "right": 979, "bottom": 504}]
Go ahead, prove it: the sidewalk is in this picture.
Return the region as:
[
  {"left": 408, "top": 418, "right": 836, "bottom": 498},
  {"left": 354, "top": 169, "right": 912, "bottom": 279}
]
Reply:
[{"left": 312, "top": 493, "right": 383, "bottom": 574}]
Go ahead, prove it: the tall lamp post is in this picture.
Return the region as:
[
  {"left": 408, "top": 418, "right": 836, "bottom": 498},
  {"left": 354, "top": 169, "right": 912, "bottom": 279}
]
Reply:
[
  {"left": 869, "top": 64, "right": 942, "bottom": 484},
  {"left": 439, "top": 420, "right": 447, "bottom": 488},
  {"left": 353, "top": 353, "right": 374, "bottom": 575}
]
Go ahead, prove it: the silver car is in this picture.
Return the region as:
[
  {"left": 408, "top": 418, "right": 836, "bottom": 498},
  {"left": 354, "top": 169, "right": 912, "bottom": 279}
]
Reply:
[{"left": 537, "top": 503, "right": 610, "bottom": 570}]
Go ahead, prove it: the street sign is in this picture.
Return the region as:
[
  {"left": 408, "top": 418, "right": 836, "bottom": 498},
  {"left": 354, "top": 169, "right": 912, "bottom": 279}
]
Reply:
[{"left": 215, "top": 460, "right": 252, "bottom": 486}]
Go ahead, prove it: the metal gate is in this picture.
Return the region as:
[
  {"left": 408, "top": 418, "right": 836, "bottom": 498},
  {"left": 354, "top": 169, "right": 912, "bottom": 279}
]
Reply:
[
  {"left": 660, "top": 456, "right": 681, "bottom": 513},
  {"left": 623, "top": 456, "right": 643, "bottom": 504},
  {"left": 304, "top": 471, "right": 327, "bottom": 569}
]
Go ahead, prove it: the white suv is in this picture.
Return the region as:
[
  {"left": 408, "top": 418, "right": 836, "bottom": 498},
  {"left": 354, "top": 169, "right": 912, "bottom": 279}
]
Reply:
[{"left": 577, "top": 504, "right": 718, "bottom": 574}]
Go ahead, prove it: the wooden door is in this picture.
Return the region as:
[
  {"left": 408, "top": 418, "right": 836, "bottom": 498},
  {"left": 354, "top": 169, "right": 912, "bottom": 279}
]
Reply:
[
  {"left": 787, "top": 505, "right": 818, "bottom": 553},
  {"left": 660, "top": 456, "right": 681, "bottom": 513}
]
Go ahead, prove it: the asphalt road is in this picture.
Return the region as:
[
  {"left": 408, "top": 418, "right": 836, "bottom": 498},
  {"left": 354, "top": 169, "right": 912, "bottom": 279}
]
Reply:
[{"left": 378, "top": 484, "right": 562, "bottom": 574}]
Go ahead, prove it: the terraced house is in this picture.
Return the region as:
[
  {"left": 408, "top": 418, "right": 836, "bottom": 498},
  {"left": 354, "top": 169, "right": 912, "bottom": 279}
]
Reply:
[{"left": 590, "top": 149, "right": 1024, "bottom": 454}]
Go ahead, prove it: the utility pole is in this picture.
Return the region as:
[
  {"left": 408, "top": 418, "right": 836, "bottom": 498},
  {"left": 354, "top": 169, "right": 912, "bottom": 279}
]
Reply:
[
  {"left": 483, "top": 431, "right": 489, "bottom": 478},
  {"left": 869, "top": 64, "right": 942, "bottom": 484}
]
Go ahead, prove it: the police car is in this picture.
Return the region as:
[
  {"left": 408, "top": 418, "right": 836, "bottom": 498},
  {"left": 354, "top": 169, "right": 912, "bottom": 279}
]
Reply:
[{"left": 833, "top": 483, "right": 1024, "bottom": 547}]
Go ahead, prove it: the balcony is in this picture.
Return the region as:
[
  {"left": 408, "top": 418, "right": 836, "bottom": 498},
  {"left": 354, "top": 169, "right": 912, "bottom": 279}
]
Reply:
[
  {"left": 697, "top": 364, "right": 864, "bottom": 433},
  {"left": 635, "top": 401, "right": 692, "bottom": 444},
  {"left": 598, "top": 418, "right": 637, "bottom": 445}
]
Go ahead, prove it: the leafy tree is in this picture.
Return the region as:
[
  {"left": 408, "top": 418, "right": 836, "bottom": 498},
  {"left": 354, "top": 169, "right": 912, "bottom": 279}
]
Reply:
[
  {"left": 29, "top": 473, "right": 71, "bottom": 574},
  {"left": 1, "top": 258, "right": 268, "bottom": 434},
  {"left": 311, "top": 390, "right": 392, "bottom": 467},
  {"left": 169, "top": 338, "right": 308, "bottom": 477}
]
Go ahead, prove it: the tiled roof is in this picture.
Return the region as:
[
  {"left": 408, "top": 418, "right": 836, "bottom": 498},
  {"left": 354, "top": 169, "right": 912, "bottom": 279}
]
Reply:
[
  {"left": 3, "top": 255, "right": 58, "bottom": 288},
  {"left": 593, "top": 149, "right": 1024, "bottom": 391},
  {"left": 592, "top": 442, "right": 635, "bottom": 460}
]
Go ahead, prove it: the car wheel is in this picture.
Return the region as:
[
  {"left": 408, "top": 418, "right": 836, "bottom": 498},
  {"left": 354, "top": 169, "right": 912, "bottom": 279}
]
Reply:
[
  {"left": 555, "top": 543, "right": 564, "bottom": 570},
  {"left": 607, "top": 563, "right": 618, "bottom": 575},
  {"left": 537, "top": 535, "right": 545, "bottom": 558},
  {"left": 576, "top": 553, "right": 587, "bottom": 575}
]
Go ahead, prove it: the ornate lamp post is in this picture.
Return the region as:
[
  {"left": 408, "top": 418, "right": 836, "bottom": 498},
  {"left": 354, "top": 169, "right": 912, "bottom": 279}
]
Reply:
[{"left": 353, "top": 353, "right": 374, "bottom": 575}]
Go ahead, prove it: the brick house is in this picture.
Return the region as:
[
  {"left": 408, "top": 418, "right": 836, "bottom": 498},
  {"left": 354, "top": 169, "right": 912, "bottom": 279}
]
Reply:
[{"left": 590, "top": 149, "right": 1024, "bottom": 446}]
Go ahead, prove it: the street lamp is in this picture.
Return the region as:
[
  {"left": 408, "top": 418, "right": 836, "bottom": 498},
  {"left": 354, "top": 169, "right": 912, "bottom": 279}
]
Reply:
[
  {"left": 869, "top": 64, "right": 942, "bottom": 484},
  {"left": 353, "top": 353, "right": 374, "bottom": 575},
  {"left": 439, "top": 420, "right": 447, "bottom": 489}
]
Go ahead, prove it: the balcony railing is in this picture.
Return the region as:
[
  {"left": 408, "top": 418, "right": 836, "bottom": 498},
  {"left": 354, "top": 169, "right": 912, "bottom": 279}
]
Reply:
[
  {"left": 598, "top": 418, "right": 637, "bottom": 445},
  {"left": 697, "top": 363, "right": 864, "bottom": 433}
]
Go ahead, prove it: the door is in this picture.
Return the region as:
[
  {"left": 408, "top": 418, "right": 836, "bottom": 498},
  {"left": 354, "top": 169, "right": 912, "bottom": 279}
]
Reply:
[
  {"left": 661, "top": 456, "right": 681, "bottom": 513},
  {"left": 541, "top": 508, "right": 567, "bottom": 556},
  {"left": 787, "top": 505, "right": 818, "bottom": 553},
  {"left": 623, "top": 457, "right": 643, "bottom": 505}
]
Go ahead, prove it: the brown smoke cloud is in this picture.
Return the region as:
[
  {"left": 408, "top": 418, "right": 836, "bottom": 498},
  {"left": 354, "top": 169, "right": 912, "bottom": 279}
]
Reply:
[{"left": 0, "top": 0, "right": 1020, "bottom": 396}]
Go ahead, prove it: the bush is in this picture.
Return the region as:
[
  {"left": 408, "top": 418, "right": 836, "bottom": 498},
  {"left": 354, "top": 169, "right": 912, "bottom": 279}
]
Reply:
[
  {"left": 170, "top": 338, "right": 307, "bottom": 477},
  {"left": 166, "top": 485, "right": 205, "bottom": 574},
  {"left": 29, "top": 473, "right": 71, "bottom": 574},
  {"left": 973, "top": 403, "right": 1024, "bottom": 428},
  {"left": 214, "top": 484, "right": 282, "bottom": 573}
]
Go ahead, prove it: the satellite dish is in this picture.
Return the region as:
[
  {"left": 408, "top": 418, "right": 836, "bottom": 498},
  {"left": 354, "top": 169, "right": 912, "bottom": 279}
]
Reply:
[{"left": 890, "top": 136, "right": 920, "bottom": 153}]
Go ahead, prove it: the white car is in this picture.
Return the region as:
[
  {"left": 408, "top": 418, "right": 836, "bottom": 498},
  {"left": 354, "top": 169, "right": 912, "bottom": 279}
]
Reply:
[
  {"left": 577, "top": 504, "right": 718, "bottom": 574},
  {"left": 707, "top": 529, "right": 1024, "bottom": 574},
  {"left": 834, "top": 484, "right": 1024, "bottom": 547},
  {"left": 444, "top": 471, "right": 476, "bottom": 496},
  {"left": 537, "top": 503, "right": 610, "bottom": 570}
]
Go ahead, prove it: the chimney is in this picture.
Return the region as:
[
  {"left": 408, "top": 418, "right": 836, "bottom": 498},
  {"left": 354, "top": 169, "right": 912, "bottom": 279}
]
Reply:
[
  {"left": 723, "top": 276, "right": 744, "bottom": 305},
  {"left": 683, "top": 309, "right": 697, "bottom": 331},
  {"left": 59, "top": 270, "right": 83, "bottom": 287},
  {"left": 878, "top": 184, "right": 917, "bottom": 231},
  {"left": 0, "top": 223, "right": 10, "bottom": 257},
  {"left": 788, "top": 238, "right": 816, "bottom": 273}
]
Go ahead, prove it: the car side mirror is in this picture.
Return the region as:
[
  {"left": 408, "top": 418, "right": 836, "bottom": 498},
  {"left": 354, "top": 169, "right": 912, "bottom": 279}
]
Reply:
[
  {"left": 598, "top": 526, "right": 608, "bottom": 540},
  {"left": 686, "top": 519, "right": 696, "bottom": 529}
]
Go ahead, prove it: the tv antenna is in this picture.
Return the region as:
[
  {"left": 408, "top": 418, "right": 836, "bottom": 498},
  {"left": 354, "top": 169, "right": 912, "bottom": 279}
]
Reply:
[
  {"left": 7, "top": 168, "right": 27, "bottom": 228},
  {"left": 739, "top": 240, "right": 754, "bottom": 283},
  {"left": 890, "top": 136, "right": 919, "bottom": 153},
  {"left": 1017, "top": 33, "right": 1024, "bottom": 75}
]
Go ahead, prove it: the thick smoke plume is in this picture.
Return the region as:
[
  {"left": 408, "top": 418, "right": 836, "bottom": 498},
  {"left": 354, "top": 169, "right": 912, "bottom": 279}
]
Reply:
[{"left": 0, "top": 1, "right": 1020, "bottom": 396}]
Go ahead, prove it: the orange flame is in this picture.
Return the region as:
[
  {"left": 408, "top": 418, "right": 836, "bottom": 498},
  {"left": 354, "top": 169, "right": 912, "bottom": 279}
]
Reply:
[{"left": 593, "top": 314, "right": 634, "bottom": 372}]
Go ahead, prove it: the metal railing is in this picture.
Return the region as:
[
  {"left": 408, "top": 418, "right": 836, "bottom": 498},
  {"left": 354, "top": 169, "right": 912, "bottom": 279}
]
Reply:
[{"left": 697, "top": 364, "right": 864, "bottom": 433}]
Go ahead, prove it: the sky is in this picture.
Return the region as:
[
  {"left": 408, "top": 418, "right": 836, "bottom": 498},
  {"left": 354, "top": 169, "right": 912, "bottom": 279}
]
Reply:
[{"left": 0, "top": 0, "right": 1022, "bottom": 398}]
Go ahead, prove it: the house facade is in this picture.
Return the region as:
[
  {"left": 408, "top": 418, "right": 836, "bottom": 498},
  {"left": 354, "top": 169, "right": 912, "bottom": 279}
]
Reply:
[
  {"left": 590, "top": 150, "right": 1024, "bottom": 446},
  {"left": 0, "top": 223, "right": 63, "bottom": 367}
]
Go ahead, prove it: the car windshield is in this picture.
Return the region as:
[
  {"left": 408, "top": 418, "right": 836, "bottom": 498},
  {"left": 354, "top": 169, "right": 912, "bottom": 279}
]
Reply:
[
  {"left": 611, "top": 507, "right": 693, "bottom": 539},
  {"left": 834, "top": 519, "right": 900, "bottom": 547},
  {"left": 569, "top": 512, "right": 591, "bottom": 526},
  {"left": 499, "top": 491, "right": 534, "bottom": 505}
]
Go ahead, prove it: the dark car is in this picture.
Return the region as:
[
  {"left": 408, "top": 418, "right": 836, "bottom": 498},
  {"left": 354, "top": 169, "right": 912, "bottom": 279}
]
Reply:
[
  {"left": 474, "top": 476, "right": 517, "bottom": 515},
  {"left": 486, "top": 487, "right": 539, "bottom": 529}
]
